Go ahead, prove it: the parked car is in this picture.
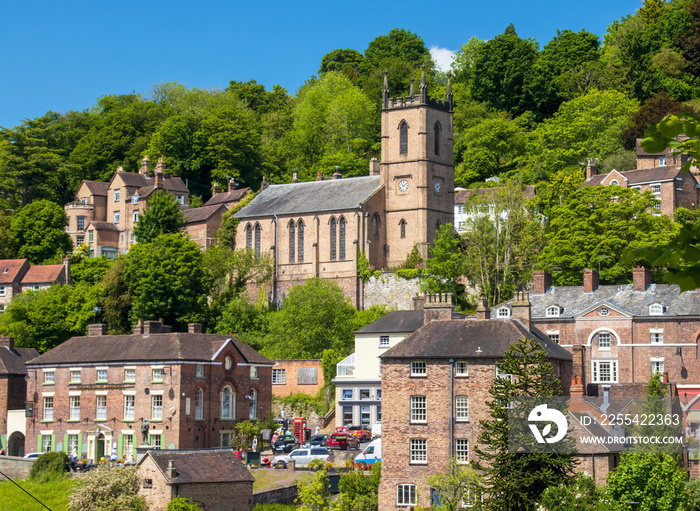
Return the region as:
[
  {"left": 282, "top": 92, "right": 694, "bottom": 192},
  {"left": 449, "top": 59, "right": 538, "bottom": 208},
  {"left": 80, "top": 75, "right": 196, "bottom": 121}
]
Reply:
[
  {"left": 24, "top": 452, "right": 42, "bottom": 459},
  {"left": 348, "top": 425, "right": 372, "bottom": 441},
  {"left": 306, "top": 434, "right": 329, "bottom": 447},
  {"left": 272, "top": 447, "right": 331, "bottom": 469},
  {"left": 272, "top": 438, "right": 299, "bottom": 453},
  {"left": 354, "top": 438, "right": 381, "bottom": 470},
  {"left": 327, "top": 433, "right": 360, "bottom": 450}
]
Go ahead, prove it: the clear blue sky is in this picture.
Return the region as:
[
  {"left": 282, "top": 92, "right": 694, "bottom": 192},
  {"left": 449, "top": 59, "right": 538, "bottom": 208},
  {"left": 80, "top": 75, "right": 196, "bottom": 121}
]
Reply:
[{"left": 1, "top": 0, "right": 643, "bottom": 129}]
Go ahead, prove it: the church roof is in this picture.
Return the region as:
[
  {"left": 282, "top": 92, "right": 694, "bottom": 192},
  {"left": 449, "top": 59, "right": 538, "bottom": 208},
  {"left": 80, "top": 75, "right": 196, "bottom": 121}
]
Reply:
[{"left": 234, "top": 176, "right": 382, "bottom": 218}]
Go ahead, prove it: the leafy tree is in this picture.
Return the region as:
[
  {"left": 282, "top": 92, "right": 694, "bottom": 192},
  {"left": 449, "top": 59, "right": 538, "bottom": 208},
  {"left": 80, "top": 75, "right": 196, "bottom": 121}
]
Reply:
[
  {"left": 421, "top": 224, "right": 467, "bottom": 301},
  {"left": 123, "top": 233, "right": 208, "bottom": 328},
  {"left": 531, "top": 168, "right": 585, "bottom": 222},
  {"left": 538, "top": 474, "right": 622, "bottom": 511},
  {"left": 70, "top": 256, "right": 113, "bottom": 286},
  {"left": 100, "top": 256, "right": 133, "bottom": 334},
  {"left": 540, "top": 186, "right": 676, "bottom": 285},
  {"left": 451, "top": 37, "right": 485, "bottom": 84},
  {"left": 68, "top": 466, "right": 147, "bottom": 511},
  {"left": 214, "top": 294, "right": 271, "bottom": 351},
  {"left": 11, "top": 199, "right": 72, "bottom": 264},
  {"left": 29, "top": 451, "right": 69, "bottom": 482},
  {"left": 298, "top": 466, "right": 330, "bottom": 511},
  {"left": 638, "top": 0, "right": 668, "bottom": 24},
  {"left": 473, "top": 337, "right": 577, "bottom": 510},
  {"left": 319, "top": 49, "right": 364, "bottom": 82},
  {"left": 133, "top": 189, "right": 187, "bottom": 243},
  {"left": 217, "top": 190, "right": 256, "bottom": 249},
  {"left": 675, "top": 0, "right": 700, "bottom": 77},
  {"left": 167, "top": 496, "right": 202, "bottom": 511},
  {"left": 0, "top": 211, "right": 13, "bottom": 259},
  {"left": 204, "top": 245, "right": 274, "bottom": 307},
  {"left": 334, "top": 462, "right": 381, "bottom": 511},
  {"left": 620, "top": 92, "right": 694, "bottom": 150},
  {"left": 599, "top": 149, "right": 638, "bottom": 174},
  {"left": 426, "top": 457, "right": 483, "bottom": 511}
]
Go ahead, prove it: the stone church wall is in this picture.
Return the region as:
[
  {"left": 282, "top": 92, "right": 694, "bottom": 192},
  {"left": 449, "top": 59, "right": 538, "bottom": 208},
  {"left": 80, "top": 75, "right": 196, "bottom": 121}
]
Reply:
[{"left": 363, "top": 272, "right": 421, "bottom": 311}]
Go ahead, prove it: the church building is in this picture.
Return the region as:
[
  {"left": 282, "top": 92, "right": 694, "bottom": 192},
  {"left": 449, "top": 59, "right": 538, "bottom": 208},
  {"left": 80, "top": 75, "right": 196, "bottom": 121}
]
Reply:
[{"left": 233, "top": 70, "right": 455, "bottom": 307}]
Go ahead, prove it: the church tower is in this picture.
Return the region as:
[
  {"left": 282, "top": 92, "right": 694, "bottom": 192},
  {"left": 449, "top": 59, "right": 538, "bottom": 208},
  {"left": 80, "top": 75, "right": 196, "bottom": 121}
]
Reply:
[{"left": 380, "top": 68, "right": 454, "bottom": 267}]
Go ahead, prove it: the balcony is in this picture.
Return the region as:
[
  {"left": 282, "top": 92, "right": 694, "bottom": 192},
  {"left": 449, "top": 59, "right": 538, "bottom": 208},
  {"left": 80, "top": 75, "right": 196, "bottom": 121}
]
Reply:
[
  {"left": 65, "top": 201, "right": 95, "bottom": 211},
  {"left": 336, "top": 353, "right": 355, "bottom": 377}
]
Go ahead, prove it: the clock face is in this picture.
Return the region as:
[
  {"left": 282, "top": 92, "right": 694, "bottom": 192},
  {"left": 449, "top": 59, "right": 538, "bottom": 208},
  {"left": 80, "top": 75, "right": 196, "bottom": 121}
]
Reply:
[
  {"left": 434, "top": 181, "right": 441, "bottom": 193},
  {"left": 398, "top": 179, "right": 409, "bottom": 193}
]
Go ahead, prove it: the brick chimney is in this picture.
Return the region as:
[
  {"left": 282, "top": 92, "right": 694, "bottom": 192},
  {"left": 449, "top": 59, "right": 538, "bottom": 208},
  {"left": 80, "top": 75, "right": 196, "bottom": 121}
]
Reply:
[
  {"left": 570, "top": 346, "right": 584, "bottom": 396},
  {"left": 583, "top": 269, "right": 599, "bottom": 293},
  {"left": 168, "top": 460, "right": 177, "bottom": 479},
  {"left": 369, "top": 157, "right": 380, "bottom": 176},
  {"left": 633, "top": 266, "right": 651, "bottom": 291},
  {"left": 510, "top": 291, "right": 531, "bottom": 328},
  {"left": 586, "top": 158, "right": 597, "bottom": 180},
  {"left": 87, "top": 323, "right": 107, "bottom": 336},
  {"left": 62, "top": 257, "right": 72, "bottom": 285},
  {"left": 188, "top": 323, "right": 203, "bottom": 334},
  {"left": 412, "top": 295, "right": 425, "bottom": 311},
  {"left": 212, "top": 183, "right": 220, "bottom": 196},
  {"left": 316, "top": 172, "right": 324, "bottom": 181},
  {"left": 292, "top": 173, "right": 298, "bottom": 184},
  {"left": 140, "top": 155, "right": 150, "bottom": 176},
  {"left": 228, "top": 179, "right": 235, "bottom": 193},
  {"left": 260, "top": 176, "right": 270, "bottom": 191},
  {"left": 423, "top": 293, "right": 453, "bottom": 324},
  {"left": 533, "top": 271, "right": 552, "bottom": 294},
  {"left": 475, "top": 297, "right": 490, "bottom": 320},
  {"left": 155, "top": 158, "right": 165, "bottom": 188},
  {"left": 0, "top": 335, "right": 14, "bottom": 350}
]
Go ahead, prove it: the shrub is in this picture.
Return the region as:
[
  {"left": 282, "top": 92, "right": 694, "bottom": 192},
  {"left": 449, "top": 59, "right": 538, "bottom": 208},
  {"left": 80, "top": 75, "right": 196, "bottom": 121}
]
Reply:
[
  {"left": 29, "top": 451, "right": 70, "bottom": 482},
  {"left": 253, "top": 505, "right": 298, "bottom": 511},
  {"left": 395, "top": 268, "right": 420, "bottom": 279},
  {"left": 167, "top": 496, "right": 202, "bottom": 510},
  {"left": 69, "top": 466, "right": 147, "bottom": 511}
]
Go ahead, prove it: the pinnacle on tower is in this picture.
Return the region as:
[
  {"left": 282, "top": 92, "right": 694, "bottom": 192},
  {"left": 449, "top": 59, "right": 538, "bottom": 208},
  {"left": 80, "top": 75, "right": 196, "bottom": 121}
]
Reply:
[
  {"left": 382, "top": 69, "right": 390, "bottom": 108},
  {"left": 445, "top": 71, "right": 453, "bottom": 106},
  {"left": 419, "top": 65, "right": 427, "bottom": 103}
]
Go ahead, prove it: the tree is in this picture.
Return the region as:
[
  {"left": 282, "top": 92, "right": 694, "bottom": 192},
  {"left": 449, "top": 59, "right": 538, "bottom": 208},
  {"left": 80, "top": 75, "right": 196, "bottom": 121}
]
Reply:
[
  {"left": 100, "top": 256, "right": 133, "bottom": 334},
  {"left": 539, "top": 185, "right": 676, "bottom": 286},
  {"left": 166, "top": 497, "right": 202, "bottom": 511},
  {"left": 29, "top": 451, "right": 70, "bottom": 482},
  {"left": 473, "top": 337, "right": 577, "bottom": 510},
  {"left": 319, "top": 49, "right": 364, "bottom": 82},
  {"left": 426, "top": 457, "right": 483, "bottom": 511},
  {"left": 298, "top": 465, "right": 330, "bottom": 511},
  {"left": 204, "top": 245, "right": 274, "bottom": 306},
  {"left": 11, "top": 199, "right": 72, "bottom": 264},
  {"left": 68, "top": 466, "right": 147, "bottom": 511},
  {"left": 334, "top": 462, "right": 381, "bottom": 511},
  {"left": 538, "top": 474, "right": 622, "bottom": 511},
  {"left": 123, "top": 233, "right": 208, "bottom": 328},
  {"left": 451, "top": 37, "right": 485, "bottom": 84},
  {"left": 0, "top": 211, "right": 13, "bottom": 259},
  {"left": 132, "top": 189, "right": 187, "bottom": 243},
  {"left": 638, "top": 0, "right": 668, "bottom": 24},
  {"left": 620, "top": 92, "right": 694, "bottom": 150},
  {"left": 422, "top": 224, "right": 467, "bottom": 302}
]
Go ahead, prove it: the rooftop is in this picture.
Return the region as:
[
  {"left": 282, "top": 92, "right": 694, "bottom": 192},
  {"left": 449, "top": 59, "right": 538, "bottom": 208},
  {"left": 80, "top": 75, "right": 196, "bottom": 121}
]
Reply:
[{"left": 139, "top": 449, "right": 254, "bottom": 484}]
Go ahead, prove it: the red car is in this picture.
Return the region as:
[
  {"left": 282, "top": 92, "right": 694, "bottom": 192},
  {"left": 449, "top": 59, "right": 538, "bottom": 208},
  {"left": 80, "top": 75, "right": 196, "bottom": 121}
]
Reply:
[
  {"left": 348, "top": 426, "right": 371, "bottom": 441},
  {"left": 327, "top": 433, "right": 360, "bottom": 450}
]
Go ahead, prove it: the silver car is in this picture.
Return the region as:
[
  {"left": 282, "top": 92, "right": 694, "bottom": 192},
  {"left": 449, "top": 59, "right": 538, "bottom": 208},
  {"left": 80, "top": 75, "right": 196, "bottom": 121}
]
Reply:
[{"left": 272, "top": 447, "right": 330, "bottom": 469}]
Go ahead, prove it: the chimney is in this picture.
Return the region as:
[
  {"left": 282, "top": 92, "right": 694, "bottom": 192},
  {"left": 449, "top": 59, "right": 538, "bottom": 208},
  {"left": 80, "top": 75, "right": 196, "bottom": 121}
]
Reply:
[
  {"left": 155, "top": 158, "right": 165, "bottom": 188},
  {"left": 510, "top": 291, "right": 531, "bottom": 328},
  {"left": 87, "top": 323, "right": 107, "bottom": 336},
  {"left": 570, "top": 346, "right": 584, "bottom": 396},
  {"left": 316, "top": 172, "right": 324, "bottom": 181},
  {"left": 586, "top": 158, "right": 597, "bottom": 180},
  {"left": 63, "top": 257, "right": 72, "bottom": 285},
  {"left": 116, "top": 165, "right": 124, "bottom": 173},
  {"left": 228, "top": 179, "right": 235, "bottom": 193},
  {"left": 212, "top": 183, "right": 220, "bottom": 196},
  {"left": 292, "top": 173, "right": 298, "bottom": 184},
  {"left": 570, "top": 375, "right": 584, "bottom": 396},
  {"left": 0, "top": 335, "right": 14, "bottom": 350},
  {"left": 532, "top": 271, "right": 552, "bottom": 294},
  {"left": 332, "top": 171, "right": 342, "bottom": 180},
  {"left": 633, "top": 266, "right": 651, "bottom": 292},
  {"left": 662, "top": 371, "right": 669, "bottom": 384},
  {"left": 412, "top": 295, "right": 425, "bottom": 311},
  {"left": 188, "top": 323, "right": 203, "bottom": 334},
  {"left": 475, "top": 297, "right": 490, "bottom": 320},
  {"left": 168, "top": 460, "right": 176, "bottom": 479},
  {"left": 583, "top": 269, "right": 599, "bottom": 293},
  {"left": 369, "top": 158, "right": 380, "bottom": 176},
  {"left": 260, "top": 176, "right": 269, "bottom": 191},
  {"left": 133, "top": 318, "right": 144, "bottom": 335},
  {"left": 423, "top": 293, "right": 453, "bottom": 324},
  {"left": 140, "top": 155, "right": 150, "bottom": 176}
]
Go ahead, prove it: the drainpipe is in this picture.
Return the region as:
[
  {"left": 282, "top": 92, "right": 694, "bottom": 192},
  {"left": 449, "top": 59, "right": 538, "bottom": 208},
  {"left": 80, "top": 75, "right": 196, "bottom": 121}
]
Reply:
[
  {"left": 273, "top": 215, "right": 278, "bottom": 305},
  {"left": 449, "top": 358, "right": 455, "bottom": 458}
]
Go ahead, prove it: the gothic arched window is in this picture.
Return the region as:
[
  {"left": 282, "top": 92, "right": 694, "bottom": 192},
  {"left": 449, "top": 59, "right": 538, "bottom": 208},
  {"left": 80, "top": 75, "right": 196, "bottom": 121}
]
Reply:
[
  {"left": 254, "top": 224, "right": 261, "bottom": 256},
  {"left": 373, "top": 213, "right": 381, "bottom": 236},
  {"left": 221, "top": 386, "right": 235, "bottom": 419},
  {"left": 330, "top": 218, "right": 337, "bottom": 260},
  {"left": 289, "top": 221, "right": 295, "bottom": 263},
  {"left": 246, "top": 224, "right": 253, "bottom": 249},
  {"left": 298, "top": 220, "right": 304, "bottom": 263},
  {"left": 400, "top": 219, "right": 406, "bottom": 239},
  {"left": 434, "top": 121, "right": 441, "bottom": 155},
  {"left": 339, "top": 217, "right": 346, "bottom": 260},
  {"left": 399, "top": 121, "right": 409, "bottom": 155}
]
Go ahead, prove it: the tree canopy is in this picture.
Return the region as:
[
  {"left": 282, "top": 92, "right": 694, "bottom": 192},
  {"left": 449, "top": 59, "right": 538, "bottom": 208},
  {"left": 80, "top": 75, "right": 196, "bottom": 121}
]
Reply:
[
  {"left": 132, "top": 189, "right": 187, "bottom": 243},
  {"left": 11, "top": 199, "right": 72, "bottom": 264}
]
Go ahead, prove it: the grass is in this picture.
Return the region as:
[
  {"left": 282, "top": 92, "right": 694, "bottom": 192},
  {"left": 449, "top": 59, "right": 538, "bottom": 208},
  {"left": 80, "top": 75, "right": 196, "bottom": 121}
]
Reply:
[
  {"left": 0, "top": 477, "right": 75, "bottom": 511},
  {"left": 250, "top": 468, "right": 315, "bottom": 493}
]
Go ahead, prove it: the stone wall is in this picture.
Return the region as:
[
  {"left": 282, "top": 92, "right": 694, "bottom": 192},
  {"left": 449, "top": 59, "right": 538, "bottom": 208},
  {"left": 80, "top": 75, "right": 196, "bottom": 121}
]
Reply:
[
  {"left": 252, "top": 484, "right": 299, "bottom": 506},
  {"left": 363, "top": 273, "right": 421, "bottom": 311},
  {"left": 0, "top": 455, "right": 34, "bottom": 480}
]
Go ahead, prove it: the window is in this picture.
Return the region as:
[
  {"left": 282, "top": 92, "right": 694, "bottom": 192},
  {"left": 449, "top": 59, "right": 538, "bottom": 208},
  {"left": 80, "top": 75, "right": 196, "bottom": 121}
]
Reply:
[
  {"left": 342, "top": 389, "right": 353, "bottom": 400},
  {"left": 123, "top": 434, "right": 134, "bottom": 461},
  {"left": 434, "top": 121, "right": 440, "bottom": 155},
  {"left": 250, "top": 366, "right": 259, "bottom": 379},
  {"left": 88, "top": 230, "right": 94, "bottom": 243},
  {"left": 0, "top": 305, "right": 4, "bottom": 314},
  {"left": 43, "top": 396, "right": 53, "bottom": 421},
  {"left": 342, "top": 406, "right": 353, "bottom": 425},
  {"left": 42, "top": 435, "right": 52, "bottom": 453},
  {"left": 360, "top": 406, "right": 371, "bottom": 427},
  {"left": 598, "top": 332, "right": 611, "bottom": 350},
  {"left": 221, "top": 386, "right": 235, "bottom": 419},
  {"left": 496, "top": 367, "right": 512, "bottom": 382},
  {"left": 114, "top": 211, "right": 120, "bottom": 224},
  {"left": 289, "top": 221, "right": 295, "bottom": 263},
  {"left": 152, "top": 368, "right": 164, "bottom": 382},
  {"left": 400, "top": 219, "right": 406, "bottom": 239},
  {"left": 549, "top": 334, "right": 560, "bottom": 344},
  {"left": 399, "top": 121, "right": 409, "bottom": 155},
  {"left": 651, "top": 332, "right": 664, "bottom": 344},
  {"left": 77, "top": 216, "right": 85, "bottom": 231},
  {"left": 339, "top": 217, "right": 346, "bottom": 260},
  {"left": 330, "top": 218, "right": 337, "bottom": 260},
  {"left": 177, "top": 195, "right": 184, "bottom": 205},
  {"left": 68, "top": 434, "right": 79, "bottom": 457},
  {"left": 373, "top": 213, "right": 381, "bottom": 236},
  {"left": 546, "top": 306, "right": 560, "bottom": 317},
  {"left": 114, "top": 189, "right": 120, "bottom": 202},
  {"left": 124, "top": 368, "right": 135, "bottom": 382},
  {"left": 133, "top": 210, "right": 139, "bottom": 222},
  {"left": 592, "top": 360, "right": 618, "bottom": 383},
  {"left": 97, "top": 369, "right": 108, "bottom": 382},
  {"left": 456, "top": 396, "right": 469, "bottom": 421},
  {"left": 377, "top": 405, "right": 382, "bottom": 421},
  {"left": 220, "top": 431, "right": 234, "bottom": 447},
  {"left": 69, "top": 396, "right": 80, "bottom": 421},
  {"left": 676, "top": 178, "right": 683, "bottom": 191},
  {"left": 124, "top": 395, "right": 135, "bottom": 421},
  {"left": 456, "top": 439, "right": 469, "bottom": 464},
  {"left": 76, "top": 235, "right": 84, "bottom": 245},
  {"left": 196, "top": 365, "right": 205, "bottom": 378},
  {"left": 455, "top": 361, "right": 468, "bottom": 376},
  {"left": 70, "top": 370, "right": 81, "bottom": 383},
  {"left": 598, "top": 307, "right": 610, "bottom": 316},
  {"left": 131, "top": 195, "right": 139, "bottom": 205},
  {"left": 610, "top": 179, "right": 619, "bottom": 186},
  {"left": 151, "top": 395, "right": 163, "bottom": 420},
  {"left": 360, "top": 389, "right": 371, "bottom": 400},
  {"left": 397, "top": 484, "right": 417, "bottom": 506},
  {"left": 272, "top": 369, "right": 286, "bottom": 384},
  {"left": 497, "top": 307, "right": 510, "bottom": 318},
  {"left": 410, "top": 438, "right": 427, "bottom": 463},
  {"left": 652, "top": 360, "right": 664, "bottom": 375},
  {"left": 120, "top": 234, "right": 124, "bottom": 245},
  {"left": 195, "top": 388, "right": 204, "bottom": 419},
  {"left": 376, "top": 389, "right": 382, "bottom": 401},
  {"left": 411, "top": 361, "right": 427, "bottom": 377},
  {"left": 152, "top": 434, "right": 162, "bottom": 449},
  {"left": 298, "top": 221, "right": 304, "bottom": 262},
  {"left": 246, "top": 224, "right": 253, "bottom": 249},
  {"left": 249, "top": 388, "right": 257, "bottom": 420},
  {"left": 659, "top": 156, "right": 667, "bottom": 166},
  {"left": 650, "top": 304, "right": 664, "bottom": 315},
  {"left": 96, "top": 395, "right": 107, "bottom": 420},
  {"left": 31, "top": 285, "right": 42, "bottom": 291},
  {"left": 651, "top": 183, "right": 661, "bottom": 194},
  {"left": 129, "top": 234, "right": 134, "bottom": 243},
  {"left": 653, "top": 201, "right": 661, "bottom": 213},
  {"left": 44, "top": 371, "right": 55, "bottom": 385},
  {"left": 410, "top": 396, "right": 427, "bottom": 422},
  {"left": 255, "top": 224, "right": 261, "bottom": 256},
  {"left": 379, "top": 336, "right": 390, "bottom": 348},
  {"left": 0, "top": 285, "right": 4, "bottom": 296}
]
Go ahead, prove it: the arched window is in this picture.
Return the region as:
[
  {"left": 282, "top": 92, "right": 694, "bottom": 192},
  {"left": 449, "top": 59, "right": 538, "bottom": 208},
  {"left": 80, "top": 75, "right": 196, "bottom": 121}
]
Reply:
[
  {"left": 497, "top": 307, "right": 510, "bottom": 318},
  {"left": 254, "top": 224, "right": 261, "bottom": 256},
  {"left": 221, "top": 386, "right": 235, "bottom": 419},
  {"left": 249, "top": 388, "right": 257, "bottom": 420},
  {"left": 400, "top": 219, "right": 406, "bottom": 239},
  {"left": 339, "top": 217, "right": 346, "bottom": 260},
  {"left": 298, "top": 220, "right": 304, "bottom": 263},
  {"left": 246, "top": 224, "right": 253, "bottom": 249},
  {"left": 289, "top": 221, "right": 295, "bottom": 263},
  {"left": 610, "top": 180, "right": 619, "bottom": 186},
  {"left": 399, "top": 121, "right": 408, "bottom": 155},
  {"left": 195, "top": 388, "right": 203, "bottom": 419},
  {"left": 546, "top": 306, "right": 560, "bottom": 317},
  {"left": 649, "top": 304, "right": 664, "bottom": 315},
  {"left": 373, "top": 214, "right": 381, "bottom": 236},
  {"left": 330, "top": 218, "right": 337, "bottom": 260},
  {"left": 434, "top": 121, "right": 441, "bottom": 155}
]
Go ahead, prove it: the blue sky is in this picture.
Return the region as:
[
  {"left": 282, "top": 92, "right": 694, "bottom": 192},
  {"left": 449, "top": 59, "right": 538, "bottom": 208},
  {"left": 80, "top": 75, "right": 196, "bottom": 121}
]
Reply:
[{"left": 1, "top": 0, "right": 643, "bottom": 129}]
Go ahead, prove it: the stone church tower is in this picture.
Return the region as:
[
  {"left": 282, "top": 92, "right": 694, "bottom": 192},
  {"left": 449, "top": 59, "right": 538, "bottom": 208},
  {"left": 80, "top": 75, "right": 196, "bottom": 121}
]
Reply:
[{"left": 380, "top": 68, "right": 455, "bottom": 266}]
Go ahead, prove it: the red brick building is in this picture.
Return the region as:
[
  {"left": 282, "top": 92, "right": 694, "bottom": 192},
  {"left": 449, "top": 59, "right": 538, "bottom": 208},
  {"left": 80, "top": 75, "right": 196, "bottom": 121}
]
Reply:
[
  {"left": 271, "top": 359, "right": 324, "bottom": 398},
  {"left": 24, "top": 320, "right": 272, "bottom": 462},
  {"left": 0, "top": 258, "right": 72, "bottom": 314}
]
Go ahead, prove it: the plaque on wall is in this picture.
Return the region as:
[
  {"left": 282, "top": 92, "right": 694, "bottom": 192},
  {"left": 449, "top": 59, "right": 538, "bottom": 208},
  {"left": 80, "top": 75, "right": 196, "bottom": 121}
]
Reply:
[{"left": 297, "top": 367, "right": 318, "bottom": 385}]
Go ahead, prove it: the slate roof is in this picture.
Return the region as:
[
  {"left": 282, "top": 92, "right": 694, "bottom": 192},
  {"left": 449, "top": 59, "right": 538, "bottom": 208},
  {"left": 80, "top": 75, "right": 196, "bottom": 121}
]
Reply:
[
  {"left": 21, "top": 264, "right": 64, "bottom": 284},
  {"left": 184, "top": 204, "right": 227, "bottom": 224},
  {"left": 355, "top": 311, "right": 425, "bottom": 335},
  {"left": 205, "top": 187, "right": 251, "bottom": 207},
  {"left": 0, "top": 259, "right": 29, "bottom": 284},
  {"left": 234, "top": 176, "right": 382, "bottom": 218},
  {"left": 140, "top": 450, "right": 254, "bottom": 484},
  {"left": 0, "top": 345, "right": 38, "bottom": 375},
  {"left": 87, "top": 221, "right": 119, "bottom": 231},
  {"left": 82, "top": 180, "right": 109, "bottom": 196},
  {"left": 381, "top": 319, "right": 572, "bottom": 361},
  {"left": 500, "top": 283, "right": 700, "bottom": 318},
  {"left": 454, "top": 185, "right": 536, "bottom": 205},
  {"left": 26, "top": 332, "right": 272, "bottom": 367},
  {"left": 136, "top": 180, "right": 189, "bottom": 199},
  {"left": 114, "top": 172, "right": 189, "bottom": 194},
  {"left": 581, "top": 167, "right": 682, "bottom": 188}
]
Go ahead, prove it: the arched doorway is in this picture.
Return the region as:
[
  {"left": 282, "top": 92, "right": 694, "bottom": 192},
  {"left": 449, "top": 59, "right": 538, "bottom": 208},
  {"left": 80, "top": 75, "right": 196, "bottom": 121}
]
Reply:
[
  {"left": 8, "top": 432, "right": 25, "bottom": 457},
  {"left": 96, "top": 433, "right": 105, "bottom": 462}
]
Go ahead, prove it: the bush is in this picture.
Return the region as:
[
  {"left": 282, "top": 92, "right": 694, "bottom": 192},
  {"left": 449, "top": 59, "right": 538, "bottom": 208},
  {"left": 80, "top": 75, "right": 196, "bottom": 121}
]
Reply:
[
  {"left": 69, "top": 466, "right": 148, "bottom": 511},
  {"left": 167, "top": 496, "right": 202, "bottom": 510},
  {"left": 252, "top": 505, "right": 298, "bottom": 511},
  {"left": 395, "top": 269, "right": 420, "bottom": 279},
  {"left": 29, "top": 451, "right": 70, "bottom": 482}
]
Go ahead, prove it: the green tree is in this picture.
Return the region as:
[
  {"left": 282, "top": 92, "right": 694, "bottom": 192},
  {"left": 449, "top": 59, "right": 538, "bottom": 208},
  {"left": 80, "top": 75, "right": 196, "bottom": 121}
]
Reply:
[
  {"left": 538, "top": 474, "right": 622, "bottom": 511},
  {"left": 426, "top": 457, "right": 483, "bottom": 510},
  {"left": 132, "top": 189, "right": 187, "bottom": 243},
  {"left": 638, "top": 0, "right": 668, "bottom": 24},
  {"left": 100, "top": 256, "right": 133, "bottom": 334},
  {"left": 123, "top": 233, "right": 208, "bottom": 328},
  {"left": 319, "top": 49, "right": 364, "bottom": 82},
  {"left": 334, "top": 462, "right": 381, "bottom": 511},
  {"left": 167, "top": 496, "right": 202, "bottom": 511},
  {"left": 70, "top": 256, "right": 113, "bottom": 286},
  {"left": 0, "top": 211, "right": 13, "bottom": 259},
  {"left": 473, "top": 337, "right": 577, "bottom": 510},
  {"left": 29, "top": 451, "right": 70, "bottom": 482},
  {"left": 68, "top": 466, "right": 147, "bottom": 511},
  {"left": 620, "top": 92, "right": 694, "bottom": 150},
  {"left": 11, "top": 199, "right": 72, "bottom": 264},
  {"left": 204, "top": 246, "right": 274, "bottom": 307},
  {"left": 298, "top": 466, "right": 330, "bottom": 511},
  {"left": 451, "top": 37, "right": 485, "bottom": 84},
  {"left": 421, "top": 224, "right": 467, "bottom": 301}
]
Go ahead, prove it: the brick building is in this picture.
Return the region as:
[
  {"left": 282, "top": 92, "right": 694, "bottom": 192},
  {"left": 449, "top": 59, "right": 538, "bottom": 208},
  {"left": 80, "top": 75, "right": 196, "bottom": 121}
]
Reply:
[
  {"left": 24, "top": 320, "right": 272, "bottom": 462},
  {"left": 204, "top": 183, "right": 251, "bottom": 208},
  {"left": 233, "top": 70, "right": 455, "bottom": 307},
  {"left": 183, "top": 203, "right": 228, "bottom": 250},
  {"left": 377, "top": 294, "right": 573, "bottom": 509},
  {"left": 271, "top": 359, "right": 324, "bottom": 398},
  {"left": 0, "top": 258, "right": 72, "bottom": 314},
  {"left": 138, "top": 449, "right": 254, "bottom": 511},
  {"left": 0, "top": 336, "right": 38, "bottom": 456}
]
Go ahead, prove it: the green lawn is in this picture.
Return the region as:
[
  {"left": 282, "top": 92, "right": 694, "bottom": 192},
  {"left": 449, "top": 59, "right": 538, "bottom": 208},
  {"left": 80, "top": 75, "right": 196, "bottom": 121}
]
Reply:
[{"left": 0, "top": 477, "right": 74, "bottom": 511}]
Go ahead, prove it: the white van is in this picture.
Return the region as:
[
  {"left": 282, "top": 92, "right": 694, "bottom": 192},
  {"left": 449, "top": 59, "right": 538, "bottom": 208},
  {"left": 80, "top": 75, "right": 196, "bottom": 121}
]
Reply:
[
  {"left": 371, "top": 421, "right": 381, "bottom": 438},
  {"left": 354, "top": 438, "right": 380, "bottom": 469}
]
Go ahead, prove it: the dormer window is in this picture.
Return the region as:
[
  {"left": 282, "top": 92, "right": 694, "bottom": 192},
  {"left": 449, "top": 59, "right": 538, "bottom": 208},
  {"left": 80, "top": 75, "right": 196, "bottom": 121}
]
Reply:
[
  {"left": 659, "top": 156, "right": 666, "bottom": 166},
  {"left": 546, "top": 306, "right": 560, "bottom": 318},
  {"left": 649, "top": 304, "right": 665, "bottom": 316},
  {"left": 497, "top": 307, "right": 510, "bottom": 318}
]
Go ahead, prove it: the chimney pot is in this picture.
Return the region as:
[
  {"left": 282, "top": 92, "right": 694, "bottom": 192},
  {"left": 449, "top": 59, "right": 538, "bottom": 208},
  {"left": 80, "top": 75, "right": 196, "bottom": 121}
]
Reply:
[
  {"left": 317, "top": 172, "right": 324, "bottom": 181},
  {"left": 212, "top": 183, "right": 220, "bottom": 196},
  {"left": 260, "top": 176, "right": 269, "bottom": 191},
  {"left": 228, "top": 179, "right": 235, "bottom": 193},
  {"left": 292, "top": 173, "right": 298, "bottom": 184},
  {"left": 140, "top": 156, "right": 150, "bottom": 176},
  {"left": 586, "top": 158, "right": 597, "bottom": 180}
]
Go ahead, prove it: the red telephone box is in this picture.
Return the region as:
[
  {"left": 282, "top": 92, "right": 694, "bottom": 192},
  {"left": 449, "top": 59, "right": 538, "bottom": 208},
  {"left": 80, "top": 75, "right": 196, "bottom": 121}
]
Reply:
[{"left": 293, "top": 417, "right": 307, "bottom": 442}]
